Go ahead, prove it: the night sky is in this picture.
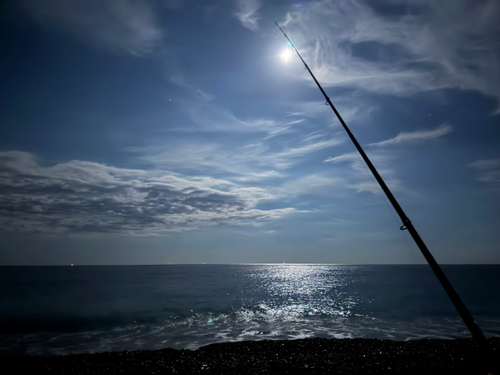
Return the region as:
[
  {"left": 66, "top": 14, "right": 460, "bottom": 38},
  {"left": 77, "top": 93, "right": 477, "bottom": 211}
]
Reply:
[{"left": 0, "top": 0, "right": 499, "bottom": 265}]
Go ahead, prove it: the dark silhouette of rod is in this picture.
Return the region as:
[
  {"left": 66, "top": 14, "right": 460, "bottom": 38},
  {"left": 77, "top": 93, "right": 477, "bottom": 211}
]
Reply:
[{"left": 275, "top": 21, "right": 487, "bottom": 343}]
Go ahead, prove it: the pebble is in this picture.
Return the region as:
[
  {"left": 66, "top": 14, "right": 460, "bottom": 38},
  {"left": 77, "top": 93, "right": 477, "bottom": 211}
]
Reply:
[{"left": 0, "top": 337, "right": 498, "bottom": 374}]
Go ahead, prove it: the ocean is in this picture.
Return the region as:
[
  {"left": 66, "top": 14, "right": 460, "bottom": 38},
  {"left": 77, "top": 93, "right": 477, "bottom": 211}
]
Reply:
[{"left": 0, "top": 264, "right": 499, "bottom": 356}]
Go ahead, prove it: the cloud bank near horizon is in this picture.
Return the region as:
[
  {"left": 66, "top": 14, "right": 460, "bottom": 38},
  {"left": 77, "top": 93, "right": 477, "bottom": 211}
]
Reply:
[{"left": 0, "top": 151, "right": 295, "bottom": 235}]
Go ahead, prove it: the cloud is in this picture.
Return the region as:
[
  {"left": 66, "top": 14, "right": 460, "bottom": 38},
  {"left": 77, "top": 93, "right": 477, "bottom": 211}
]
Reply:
[
  {"left": 325, "top": 151, "right": 393, "bottom": 173},
  {"left": 272, "top": 173, "right": 344, "bottom": 198},
  {"left": 286, "top": 94, "right": 376, "bottom": 127},
  {"left": 324, "top": 150, "right": 404, "bottom": 194},
  {"left": 0, "top": 151, "right": 295, "bottom": 235},
  {"left": 281, "top": 0, "right": 500, "bottom": 108},
  {"left": 234, "top": 171, "right": 283, "bottom": 182},
  {"left": 369, "top": 123, "right": 453, "bottom": 147},
  {"left": 186, "top": 104, "right": 299, "bottom": 138},
  {"left": 250, "top": 135, "right": 345, "bottom": 170},
  {"left": 169, "top": 76, "right": 298, "bottom": 138},
  {"left": 131, "top": 78, "right": 345, "bottom": 175},
  {"left": 20, "top": 0, "right": 164, "bottom": 55},
  {"left": 132, "top": 134, "right": 345, "bottom": 177},
  {"left": 275, "top": 137, "right": 345, "bottom": 159},
  {"left": 468, "top": 159, "right": 500, "bottom": 186},
  {"left": 235, "top": 0, "right": 261, "bottom": 31}
]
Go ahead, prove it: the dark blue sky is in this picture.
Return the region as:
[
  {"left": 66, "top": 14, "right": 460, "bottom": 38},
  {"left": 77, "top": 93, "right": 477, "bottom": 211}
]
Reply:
[{"left": 1, "top": 0, "right": 499, "bottom": 265}]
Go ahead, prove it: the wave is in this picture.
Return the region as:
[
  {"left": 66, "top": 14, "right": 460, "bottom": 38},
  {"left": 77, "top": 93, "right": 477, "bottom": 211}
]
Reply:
[{"left": 1, "top": 307, "right": 499, "bottom": 356}]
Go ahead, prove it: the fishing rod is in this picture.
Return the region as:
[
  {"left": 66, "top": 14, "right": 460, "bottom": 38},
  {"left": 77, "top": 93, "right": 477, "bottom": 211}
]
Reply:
[{"left": 274, "top": 21, "right": 487, "bottom": 344}]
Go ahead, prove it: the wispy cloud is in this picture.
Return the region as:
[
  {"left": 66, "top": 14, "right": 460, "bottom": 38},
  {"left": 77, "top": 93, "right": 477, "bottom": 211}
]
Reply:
[
  {"left": 234, "top": 171, "right": 283, "bottom": 182},
  {"left": 286, "top": 94, "right": 376, "bottom": 127},
  {"left": 0, "top": 151, "right": 295, "bottom": 235},
  {"left": 130, "top": 134, "right": 345, "bottom": 176},
  {"left": 369, "top": 123, "right": 453, "bottom": 147},
  {"left": 324, "top": 122, "right": 454, "bottom": 195},
  {"left": 272, "top": 173, "right": 344, "bottom": 198},
  {"left": 20, "top": 0, "right": 164, "bottom": 55},
  {"left": 281, "top": 0, "right": 500, "bottom": 109},
  {"left": 185, "top": 104, "right": 298, "bottom": 138},
  {"left": 247, "top": 135, "right": 344, "bottom": 170},
  {"left": 169, "top": 76, "right": 298, "bottom": 138},
  {"left": 130, "top": 77, "right": 346, "bottom": 176},
  {"left": 468, "top": 159, "right": 500, "bottom": 186},
  {"left": 276, "top": 137, "right": 345, "bottom": 159},
  {"left": 325, "top": 151, "right": 393, "bottom": 173},
  {"left": 235, "top": 0, "right": 261, "bottom": 31},
  {"left": 324, "top": 150, "right": 404, "bottom": 194}
]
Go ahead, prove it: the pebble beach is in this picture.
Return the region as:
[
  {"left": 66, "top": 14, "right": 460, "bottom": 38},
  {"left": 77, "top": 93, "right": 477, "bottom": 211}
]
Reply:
[{"left": 2, "top": 337, "right": 498, "bottom": 375}]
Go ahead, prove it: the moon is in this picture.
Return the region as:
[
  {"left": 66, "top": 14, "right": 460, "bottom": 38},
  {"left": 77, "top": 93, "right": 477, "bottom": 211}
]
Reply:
[{"left": 281, "top": 48, "right": 292, "bottom": 63}]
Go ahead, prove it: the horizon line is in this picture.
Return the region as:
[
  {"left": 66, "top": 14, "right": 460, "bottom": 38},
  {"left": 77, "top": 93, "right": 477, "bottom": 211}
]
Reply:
[{"left": 1, "top": 263, "right": 499, "bottom": 266}]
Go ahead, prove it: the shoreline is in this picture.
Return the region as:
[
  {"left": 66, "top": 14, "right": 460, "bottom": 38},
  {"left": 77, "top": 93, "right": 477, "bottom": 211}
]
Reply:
[{"left": 1, "top": 337, "right": 498, "bottom": 374}]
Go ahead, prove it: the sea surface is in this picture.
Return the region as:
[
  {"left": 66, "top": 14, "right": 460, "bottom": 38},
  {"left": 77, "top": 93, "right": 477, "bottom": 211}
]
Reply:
[{"left": 0, "top": 264, "right": 499, "bottom": 356}]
